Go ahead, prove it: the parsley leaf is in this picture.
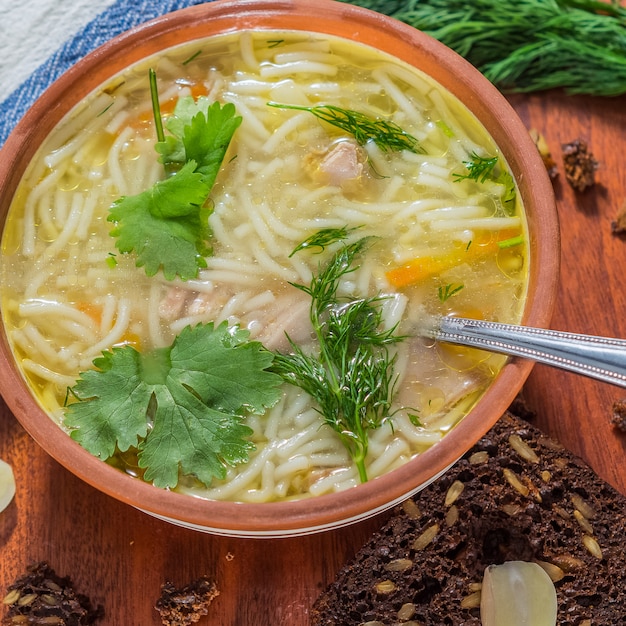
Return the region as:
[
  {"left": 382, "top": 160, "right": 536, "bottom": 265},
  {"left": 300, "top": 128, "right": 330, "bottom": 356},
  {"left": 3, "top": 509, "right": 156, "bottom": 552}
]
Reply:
[{"left": 64, "top": 322, "right": 283, "bottom": 489}]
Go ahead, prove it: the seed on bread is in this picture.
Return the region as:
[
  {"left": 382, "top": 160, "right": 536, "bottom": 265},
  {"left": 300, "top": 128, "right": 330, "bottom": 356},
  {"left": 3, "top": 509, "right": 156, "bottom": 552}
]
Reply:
[
  {"left": 582, "top": 535, "right": 603, "bottom": 559},
  {"left": 444, "top": 480, "right": 464, "bottom": 506},
  {"left": 571, "top": 494, "right": 596, "bottom": 520},
  {"left": 412, "top": 524, "right": 439, "bottom": 550},
  {"left": 508, "top": 434, "right": 540, "bottom": 463},
  {"left": 503, "top": 467, "right": 529, "bottom": 497}
]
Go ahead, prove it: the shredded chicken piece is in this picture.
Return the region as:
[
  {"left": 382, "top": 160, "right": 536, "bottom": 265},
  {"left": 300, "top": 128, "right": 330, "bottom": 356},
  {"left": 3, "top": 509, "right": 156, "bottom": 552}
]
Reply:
[
  {"left": 158, "top": 285, "right": 230, "bottom": 323},
  {"left": 305, "top": 140, "right": 364, "bottom": 186},
  {"left": 395, "top": 339, "right": 489, "bottom": 423},
  {"left": 158, "top": 283, "right": 311, "bottom": 352},
  {"left": 186, "top": 289, "right": 233, "bottom": 318},
  {"left": 253, "top": 295, "right": 312, "bottom": 351},
  {"left": 159, "top": 287, "right": 191, "bottom": 321}
]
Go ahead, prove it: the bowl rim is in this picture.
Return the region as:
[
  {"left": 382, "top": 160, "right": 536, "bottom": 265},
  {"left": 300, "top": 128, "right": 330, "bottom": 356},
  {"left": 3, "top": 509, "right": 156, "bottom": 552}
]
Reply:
[{"left": 0, "top": 0, "right": 560, "bottom": 537}]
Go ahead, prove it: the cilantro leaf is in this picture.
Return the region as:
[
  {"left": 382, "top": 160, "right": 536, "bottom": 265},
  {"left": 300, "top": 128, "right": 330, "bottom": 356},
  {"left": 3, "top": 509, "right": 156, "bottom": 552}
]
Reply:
[
  {"left": 108, "top": 88, "right": 242, "bottom": 281},
  {"left": 184, "top": 102, "right": 242, "bottom": 187},
  {"left": 156, "top": 96, "right": 214, "bottom": 164},
  {"left": 170, "top": 323, "right": 284, "bottom": 414},
  {"left": 65, "top": 322, "right": 283, "bottom": 489},
  {"left": 65, "top": 347, "right": 151, "bottom": 458},
  {"left": 108, "top": 161, "right": 211, "bottom": 280},
  {"left": 139, "top": 383, "right": 253, "bottom": 489},
  {"left": 157, "top": 98, "right": 242, "bottom": 189}
]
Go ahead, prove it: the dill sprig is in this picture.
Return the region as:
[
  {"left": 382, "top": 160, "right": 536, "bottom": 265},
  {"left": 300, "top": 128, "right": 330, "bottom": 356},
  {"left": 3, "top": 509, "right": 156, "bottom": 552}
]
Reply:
[
  {"left": 342, "top": 0, "right": 626, "bottom": 95},
  {"left": 271, "top": 236, "right": 404, "bottom": 483},
  {"left": 453, "top": 152, "right": 498, "bottom": 183},
  {"left": 438, "top": 283, "right": 464, "bottom": 302},
  {"left": 267, "top": 102, "right": 424, "bottom": 153},
  {"left": 453, "top": 152, "right": 517, "bottom": 214},
  {"left": 288, "top": 226, "right": 360, "bottom": 257}
]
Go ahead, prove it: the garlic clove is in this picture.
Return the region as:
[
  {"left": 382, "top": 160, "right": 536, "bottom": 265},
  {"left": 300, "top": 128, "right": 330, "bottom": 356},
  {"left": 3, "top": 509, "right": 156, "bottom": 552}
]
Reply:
[
  {"left": 0, "top": 459, "right": 16, "bottom": 513},
  {"left": 480, "top": 561, "right": 557, "bottom": 626}
]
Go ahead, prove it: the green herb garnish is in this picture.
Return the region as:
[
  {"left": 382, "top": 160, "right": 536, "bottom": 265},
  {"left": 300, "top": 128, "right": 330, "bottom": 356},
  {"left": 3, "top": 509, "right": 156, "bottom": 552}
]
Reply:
[
  {"left": 272, "top": 236, "right": 404, "bottom": 483},
  {"left": 267, "top": 102, "right": 424, "bottom": 154},
  {"left": 438, "top": 283, "right": 464, "bottom": 302},
  {"left": 288, "top": 225, "right": 359, "bottom": 257},
  {"left": 154, "top": 96, "right": 242, "bottom": 185},
  {"left": 108, "top": 71, "right": 242, "bottom": 281},
  {"left": 435, "top": 119, "right": 455, "bottom": 138},
  {"left": 97, "top": 102, "right": 115, "bottom": 118},
  {"left": 498, "top": 234, "right": 525, "bottom": 249},
  {"left": 342, "top": 0, "right": 626, "bottom": 96},
  {"left": 453, "top": 152, "right": 516, "bottom": 213},
  {"left": 64, "top": 322, "right": 283, "bottom": 489},
  {"left": 453, "top": 152, "right": 499, "bottom": 183},
  {"left": 149, "top": 69, "right": 167, "bottom": 147},
  {"left": 182, "top": 50, "right": 202, "bottom": 65},
  {"left": 109, "top": 161, "right": 212, "bottom": 280}
]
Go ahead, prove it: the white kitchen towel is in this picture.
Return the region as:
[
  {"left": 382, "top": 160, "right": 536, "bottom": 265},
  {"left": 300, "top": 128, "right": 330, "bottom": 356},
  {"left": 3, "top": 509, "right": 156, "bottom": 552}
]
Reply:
[{"left": 0, "top": 0, "right": 209, "bottom": 147}]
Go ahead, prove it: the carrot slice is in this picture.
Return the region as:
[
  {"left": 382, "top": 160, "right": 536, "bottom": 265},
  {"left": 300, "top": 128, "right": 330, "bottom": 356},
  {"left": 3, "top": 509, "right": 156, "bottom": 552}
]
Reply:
[
  {"left": 386, "top": 229, "right": 522, "bottom": 289},
  {"left": 76, "top": 302, "right": 103, "bottom": 325},
  {"left": 132, "top": 82, "right": 210, "bottom": 127}
]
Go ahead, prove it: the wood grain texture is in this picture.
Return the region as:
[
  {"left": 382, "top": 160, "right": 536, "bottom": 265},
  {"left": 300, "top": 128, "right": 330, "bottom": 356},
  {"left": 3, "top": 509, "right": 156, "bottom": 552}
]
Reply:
[{"left": 1, "top": 90, "right": 626, "bottom": 625}]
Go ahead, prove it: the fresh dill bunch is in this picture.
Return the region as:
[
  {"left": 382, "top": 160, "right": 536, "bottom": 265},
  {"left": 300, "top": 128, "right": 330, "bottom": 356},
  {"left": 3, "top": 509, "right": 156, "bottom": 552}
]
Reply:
[
  {"left": 342, "top": 0, "right": 626, "bottom": 95},
  {"left": 267, "top": 102, "right": 424, "bottom": 153},
  {"left": 271, "top": 236, "right": 405, "bottom": 483}
]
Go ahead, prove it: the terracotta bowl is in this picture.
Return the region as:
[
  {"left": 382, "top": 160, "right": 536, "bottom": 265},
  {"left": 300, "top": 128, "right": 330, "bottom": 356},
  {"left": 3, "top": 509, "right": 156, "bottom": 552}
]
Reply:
[{"left": 0, "top": 0, "right": 559, "bottom": 537}]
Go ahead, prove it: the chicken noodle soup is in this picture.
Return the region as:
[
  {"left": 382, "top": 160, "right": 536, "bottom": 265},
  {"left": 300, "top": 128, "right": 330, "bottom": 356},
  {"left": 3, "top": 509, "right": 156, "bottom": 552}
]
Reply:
[{"left": 0, "top": 31, "right": 528, "bottom": 502}]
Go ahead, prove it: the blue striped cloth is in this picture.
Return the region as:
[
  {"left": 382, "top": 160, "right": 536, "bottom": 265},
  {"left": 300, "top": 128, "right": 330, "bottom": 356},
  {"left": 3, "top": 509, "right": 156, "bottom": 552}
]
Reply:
[{"left": 0, "top": 0, "right": 209, "bottom": 147}]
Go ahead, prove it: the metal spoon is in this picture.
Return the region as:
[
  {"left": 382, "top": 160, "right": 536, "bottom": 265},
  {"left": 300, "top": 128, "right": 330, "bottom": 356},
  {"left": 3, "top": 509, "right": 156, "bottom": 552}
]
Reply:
[{"left": 423, "top": 316, "right": 626, "bottom": 388}]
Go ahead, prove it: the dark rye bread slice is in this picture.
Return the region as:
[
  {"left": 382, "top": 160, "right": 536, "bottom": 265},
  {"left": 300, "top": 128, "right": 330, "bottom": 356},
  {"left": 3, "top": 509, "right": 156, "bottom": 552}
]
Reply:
[{"left": 311, "top": 411, "right": 626, "bottom": 625}]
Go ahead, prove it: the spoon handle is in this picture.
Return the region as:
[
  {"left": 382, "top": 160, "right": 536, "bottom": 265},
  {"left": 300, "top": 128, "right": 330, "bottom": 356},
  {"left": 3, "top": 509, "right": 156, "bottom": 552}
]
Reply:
[{"left": 429, "top": 316, "right": 626, "bottom": 388}]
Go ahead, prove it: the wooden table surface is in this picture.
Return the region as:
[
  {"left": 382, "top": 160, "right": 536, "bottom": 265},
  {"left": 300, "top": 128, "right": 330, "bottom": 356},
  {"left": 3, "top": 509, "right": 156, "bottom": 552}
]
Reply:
[{"left": 1, "top": 88, "right": 626, "bottom": 625}]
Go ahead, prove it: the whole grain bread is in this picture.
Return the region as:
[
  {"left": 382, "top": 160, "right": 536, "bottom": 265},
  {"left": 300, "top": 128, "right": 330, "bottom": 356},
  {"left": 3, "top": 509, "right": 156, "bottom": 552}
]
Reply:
[
  {"left": 1, "top": 561, "right": 103, "bottom": 625},
  {"left": 311, "top": 411, "right": 626, "bottom": 625}
]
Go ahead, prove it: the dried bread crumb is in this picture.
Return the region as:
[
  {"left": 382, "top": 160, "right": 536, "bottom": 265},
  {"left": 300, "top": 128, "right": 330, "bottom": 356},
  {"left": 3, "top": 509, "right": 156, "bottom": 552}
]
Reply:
[
  {"left": 561, "top": 139, "right": 598, "bottom": 191},
  {"left": 155, "top": 577, "right": 219, "bottom": 626},
  {"left": 610, "top": 398, "right": 626, "bottom": 431},
  {"left": 1, "top": 561, "right": 103, "bottom": 625},
  {"left": 611, "top": 199, "right": 626, "bottom": 235}
]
